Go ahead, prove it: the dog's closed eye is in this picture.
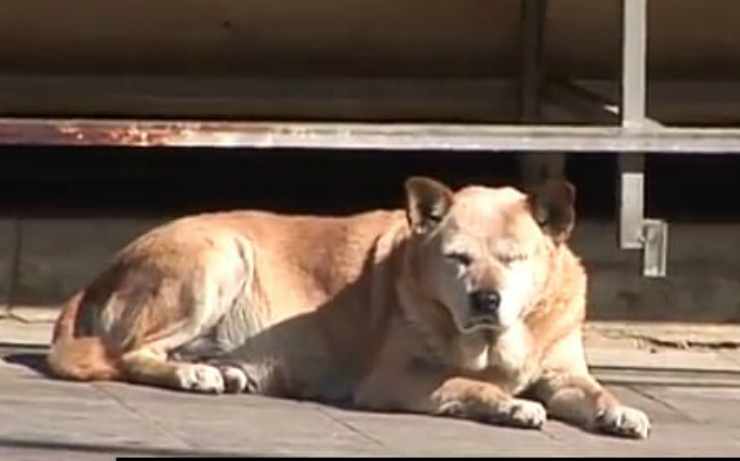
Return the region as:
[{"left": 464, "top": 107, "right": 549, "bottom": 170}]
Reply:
[
  {"left": 497, "top": 252, "right": 529, "bottom": 265},
  {"left": 445, "top": 252, "right": 473, "bottom": 267}
]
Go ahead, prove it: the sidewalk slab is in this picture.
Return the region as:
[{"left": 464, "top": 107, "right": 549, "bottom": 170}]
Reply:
[
  {"left": 0, "top": 320, "right": 52, "bottom": 347},
  {"left": 0, "top": 374, "right": 191, "bottom": 458},
  {"left": 636, "top": 385, "right": 740, "bottom": 429},
  {"left": 586, "top": 347, "right": 740, "bottom": 372},
  {"left": 2, "top": 306, "right": 59, "bottom": 324},
  {"left": 604, "top": 385, "right": 695, "bottom": 425},
  {"left": 3, "top": 317, "right": 740, "bottom": 456},
  {"left": 541, "top": 416, "right": 740, "bottom": 457},
  {"left": 528, "top": 384, "right": 740, "bottom": 457},
  {"left": 320, "top": 405, "right": 570, "bottom": 457},
  {"left": 92, "top": 382, "right": 392, "bottom": 456},
  {"left": 2, "top": 349, "right": 740, "bottom": 457}
]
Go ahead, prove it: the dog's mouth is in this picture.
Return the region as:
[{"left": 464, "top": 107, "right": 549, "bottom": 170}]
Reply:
[{"left": 459, "top": 316, "right": 500, "bottom": 334}]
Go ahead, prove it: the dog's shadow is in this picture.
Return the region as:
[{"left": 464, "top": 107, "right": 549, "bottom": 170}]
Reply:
[{"left": 0, "top": 342, "right": 54, "bottom": 377}]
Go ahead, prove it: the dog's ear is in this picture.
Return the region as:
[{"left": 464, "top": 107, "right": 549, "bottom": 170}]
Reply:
[
  {"left": 528, "top": 179, "right": 576, "bottom": 244},
  {"left": 405, "top": 177, "right": 455, "bottom": 235}
]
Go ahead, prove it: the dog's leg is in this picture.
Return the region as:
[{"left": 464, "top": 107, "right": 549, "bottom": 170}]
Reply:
[
  {"left": 122, "top": 348, "right": 220, "bottom": 393},
  {"left": 428, "top": 377, "right": 547, "bottom": 428},
  {"left": 533, "top": 371, "right": 651, "bottom": 439},
  {"left": 120, "top": 343, "right": 250, "bottom": 394},
  {"left": 355, "top": 372, "right": 546, "bottom": 429},
  {"left": 114, "top": 285, "right": 251, "bottom": 394}
]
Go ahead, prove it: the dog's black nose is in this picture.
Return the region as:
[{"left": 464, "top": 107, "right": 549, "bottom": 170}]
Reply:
[{"left": 470, "top": 290, "right": 501, "bottom": 314}]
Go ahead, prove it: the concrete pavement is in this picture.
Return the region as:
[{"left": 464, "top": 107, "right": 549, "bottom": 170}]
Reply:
[{"left": 1, "top": 317, "right": 740, "bottom": 458}]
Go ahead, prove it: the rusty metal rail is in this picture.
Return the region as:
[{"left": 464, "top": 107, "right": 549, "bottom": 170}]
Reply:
[{"left": 2, "top": 118, "right": 740, "bottom": 153}]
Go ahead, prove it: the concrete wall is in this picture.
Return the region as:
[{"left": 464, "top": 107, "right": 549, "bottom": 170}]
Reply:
[
  {"left": 1, "top": 1, "right": 739, "bottom": 123},
  {"left": 2, "top": 0, "right": 739, "bottom": 78}
]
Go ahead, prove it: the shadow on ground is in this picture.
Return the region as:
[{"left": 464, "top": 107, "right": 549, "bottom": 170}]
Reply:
[
  {"left": 0, "top": 343, "right": 51, "bottom": 377},
  {"left": 0, "top": 436, "right": 269, "bottom": 458}
]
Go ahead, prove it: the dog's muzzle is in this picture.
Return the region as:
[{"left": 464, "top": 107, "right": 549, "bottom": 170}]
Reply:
[
  {"left": 470, "top": 289, "right": 501, "bottom": 315},
  {"left": 462, "top": 289, "right": 501, "bottom": 330}
]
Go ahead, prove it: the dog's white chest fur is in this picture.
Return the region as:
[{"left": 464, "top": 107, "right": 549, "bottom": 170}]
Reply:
[{"left": 489, "top": 322, "right": 530, "bottom": 373}]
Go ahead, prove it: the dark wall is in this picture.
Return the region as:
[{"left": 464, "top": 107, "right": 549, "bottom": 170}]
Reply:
[{"left": 0, "top": 146, "right": 738, "bottom": 223}]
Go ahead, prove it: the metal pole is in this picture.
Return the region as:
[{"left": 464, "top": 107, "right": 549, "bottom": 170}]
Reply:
[
  {"left": 619, "top": 0, "right": 649, "bottom": 250},
  {"left": 621, "top": 0, "right": 648, "bottom": 129},
  {"left": 618, "top": 0, "right": 667, "bottom": 277}
]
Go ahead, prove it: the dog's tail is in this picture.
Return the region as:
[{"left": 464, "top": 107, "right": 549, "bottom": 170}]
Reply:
[{"left": 46, "top": 290, "right": 122, "bottom": 381}]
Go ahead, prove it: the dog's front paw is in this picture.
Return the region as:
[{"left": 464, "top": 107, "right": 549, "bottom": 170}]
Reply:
[
  {"left": 438, "top": 397, "right": 546, "bottom": 429},
  {"left": 206, "top": 360, "right": 261, "bottom": 394},
  {"left": 175, "top": 364, "right": 225, "bottom": 394},
  {"left": 216, "top": 365, "right": 257, "bottom": 394},
  {"left": 505, "top": 399, "right": 547, "bottom": 429},
  {"left": 595, "top": 405, "right": 651, "bottom": 439}
]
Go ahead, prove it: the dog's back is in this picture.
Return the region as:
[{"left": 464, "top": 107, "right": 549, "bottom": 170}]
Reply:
[{"left": 47, "top": 208, "right": 407, "bottom": 397}]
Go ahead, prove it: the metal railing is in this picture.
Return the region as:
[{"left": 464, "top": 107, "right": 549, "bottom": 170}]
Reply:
[{"left": 1, "top": 0, "right": 738, "bottom": 277}]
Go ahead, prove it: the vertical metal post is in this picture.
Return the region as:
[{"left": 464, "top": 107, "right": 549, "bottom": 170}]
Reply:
[
  {"left": 621, "top": 0, "right": 648, "bottom": 129},
  {"left": 618, "top": 154, "right": 646, "bottom": 250},
  {"left": 619, "top": 0, "right": 647, "bottom": 249},
  {"left": 618, "top": 0, "right": 667, "bottom": 277}
]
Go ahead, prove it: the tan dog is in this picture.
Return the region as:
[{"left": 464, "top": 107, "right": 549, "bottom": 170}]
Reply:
[{"left": 47, "top": 177, "right": 650, "bottom": 439}]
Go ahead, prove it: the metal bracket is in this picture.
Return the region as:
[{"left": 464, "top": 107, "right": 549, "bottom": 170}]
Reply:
[
  {"left": 618, "top": 169, "right": 645, "bottom": 250},
  {"left": 618, "top": 172, "right": 669, "bottom": 277},
  {"left": 642, "top": 219, "right": 668, "bottom": 278},
  {"left": 618, "top": 159, "right": 669, "bottom": 278}
]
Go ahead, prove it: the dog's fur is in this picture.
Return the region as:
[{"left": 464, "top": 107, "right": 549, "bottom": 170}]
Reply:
[{"left": 47, "top": 177, "right": 650, "bottom": 438}]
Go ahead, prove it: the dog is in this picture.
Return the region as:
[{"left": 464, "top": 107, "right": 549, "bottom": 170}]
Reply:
[{"left": 47, "top": 176, "right": 650, "bottom": 439}]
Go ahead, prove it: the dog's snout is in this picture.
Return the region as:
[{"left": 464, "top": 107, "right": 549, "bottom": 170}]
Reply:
[{"left": 470, "top": 289, "right": 501, "bottom": 314}]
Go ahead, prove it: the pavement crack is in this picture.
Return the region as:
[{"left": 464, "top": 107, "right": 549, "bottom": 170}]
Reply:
[
  {"left": 539, "top": 426, "right": 560, "bottom": 442},
  {"left": 594, "top": 327, "right": 740, "bottom": 351},
  {"left": 626, "top": 384, "right": 698, "bottom": 423},
  {"left": 310, "top": 404, "right": 388, "bottom": 449},
  {"left": 91, "top": 383, "right": 194, "bottom": 450}
]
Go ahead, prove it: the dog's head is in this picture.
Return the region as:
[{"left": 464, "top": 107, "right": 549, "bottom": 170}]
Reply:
[{"left": 403, "top": 176, "right": 576, "bottom": 334}]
